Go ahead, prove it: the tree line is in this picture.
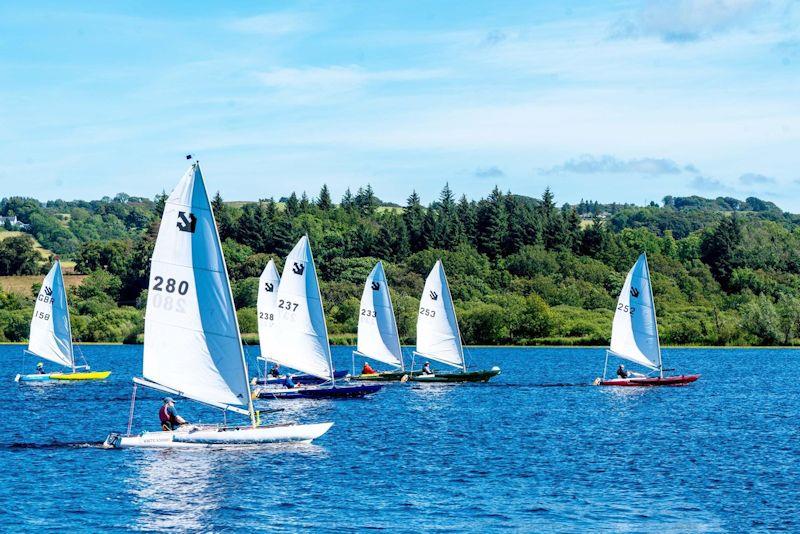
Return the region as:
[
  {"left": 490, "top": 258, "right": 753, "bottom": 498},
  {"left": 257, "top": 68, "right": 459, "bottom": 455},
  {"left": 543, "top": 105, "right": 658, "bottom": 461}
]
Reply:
[{"left": 1, "top": 185, "right": 800, "bottom": 346}]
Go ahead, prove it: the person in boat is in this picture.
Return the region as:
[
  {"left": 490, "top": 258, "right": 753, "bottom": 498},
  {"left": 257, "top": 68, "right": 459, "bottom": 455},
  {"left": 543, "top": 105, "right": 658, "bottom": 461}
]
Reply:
[
  {"left": 421, "top": 362, "right": 433, "bottom": 375},
  {"left": 362, "top": 361, "right": 377, "bottom": 375},
  {"left": 269, "top": 364, "right": 281, "bottom": 378},
  {"left": 284, "top": 376, "right": 302, "bottom": 389},
  {"left": 159, "top": 397, "right": 187, "bottom": 431},
  {"left": 36, "top": 362, "right": 45, "bottom": 375},
  {"left": 616, "top": 364, "right": 629, "bottom": 379}
]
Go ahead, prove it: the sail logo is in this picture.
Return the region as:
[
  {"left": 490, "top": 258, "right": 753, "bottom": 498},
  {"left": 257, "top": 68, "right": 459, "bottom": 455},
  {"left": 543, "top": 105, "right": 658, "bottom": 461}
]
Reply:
[
  {"left": 177, "top": 211, "right": 197, "bottom": 233},
  {"left": 630, "top": 287, "right": 640, "bottom": 298},
  {"left": 292, "top": 263, "right": 305, "bottom": 276},
  {"left": 264, "top": 282, "right": 274, "bottom": 292},
  {"left": 429, "top": 290, "right": 438, "bottom": 300},
  {"left": 44, "top": 286, "right": 53, "bottom": 296},
  {"left": 371, "top": 281, "right": 380, "bottom": 291}
]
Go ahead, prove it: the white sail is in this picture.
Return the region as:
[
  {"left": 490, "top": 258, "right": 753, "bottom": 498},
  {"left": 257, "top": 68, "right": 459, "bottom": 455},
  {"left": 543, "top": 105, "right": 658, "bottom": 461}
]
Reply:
[
  {"left": 415, "top": 260, "right": 465, "bottom": 370},
  {"left": 142, "top": 163, "right": 251, "bottom": 414},
  {"left": 257, "top": 259, "right": 281, "bottom": 361},
  {"left": 356, "top": 261, "right": 404, "bottom": 369},
  {"left": 271, "top": 236, "right": 333, "bottom": 380},
  {"left": 609, "top": 253, "right": 662, "bottom": 370},
  {"left": 28, "top": 260, "right": 73, "bottom": 368}
]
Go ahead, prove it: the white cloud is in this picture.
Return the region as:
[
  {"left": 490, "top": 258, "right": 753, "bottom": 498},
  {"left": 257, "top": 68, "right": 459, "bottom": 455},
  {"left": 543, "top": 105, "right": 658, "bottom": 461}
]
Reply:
[
  {"left": 539, "top": 154, "right": 692, "bottom": 175},
  {"left": 739, "top": 172, "right": 776, "bottom": 184},
  {"left": 611, "top": 0, "right": 774, "bottom": 42},
  {"left": 226, "top": 12, "right": 313, "bottom": 36}
]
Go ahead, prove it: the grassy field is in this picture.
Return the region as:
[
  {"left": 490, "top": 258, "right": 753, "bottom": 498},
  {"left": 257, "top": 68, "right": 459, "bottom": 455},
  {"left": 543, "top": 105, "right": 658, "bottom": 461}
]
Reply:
[
  {"left": 0, "top": 274, "right": 87, "bottom": 296},
  {"left": 0, "top": 230, "right": 77, "bottom": 270}
]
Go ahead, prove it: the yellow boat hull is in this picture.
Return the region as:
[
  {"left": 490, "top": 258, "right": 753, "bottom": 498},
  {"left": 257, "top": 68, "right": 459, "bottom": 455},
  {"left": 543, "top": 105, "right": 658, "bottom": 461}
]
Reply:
[{"left": 50, "top": 371, "right": 111, "bottom": 381}]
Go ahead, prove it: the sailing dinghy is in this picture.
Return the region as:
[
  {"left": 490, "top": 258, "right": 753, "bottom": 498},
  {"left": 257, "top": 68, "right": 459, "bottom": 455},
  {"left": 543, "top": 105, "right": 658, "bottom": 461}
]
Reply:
[
  {"left": 410, "top": 260, "right": 500, "bottom": 383},
  {"left": 595, "top": 253, "right": 699, "bottom": 387},
  {"left": 351, "top": 261, "right": 411, "bottom": 382},
  {"left": 251, "top": 259, "right": 348, "bottom": 386},
  {"left": 252, "top": 236, "right": 381, "bottom": 400},
  {"left": 15, "top": 260, "right": 111, "bottom": 382},
  {"left": 103, "top": 162, "right": 332, "bottom": 448}
]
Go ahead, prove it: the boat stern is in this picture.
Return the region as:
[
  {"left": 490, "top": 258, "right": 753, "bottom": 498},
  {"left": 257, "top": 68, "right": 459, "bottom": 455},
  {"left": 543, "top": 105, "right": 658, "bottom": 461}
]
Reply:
[{"left": 103, "top": 432, "right": 122, "bottom": 449}]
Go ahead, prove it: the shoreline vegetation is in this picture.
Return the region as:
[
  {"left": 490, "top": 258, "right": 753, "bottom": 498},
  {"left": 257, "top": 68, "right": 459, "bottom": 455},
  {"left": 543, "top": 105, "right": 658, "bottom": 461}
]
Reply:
[{"left": 2, "top": 188, "right": 800, "bottom": 348}]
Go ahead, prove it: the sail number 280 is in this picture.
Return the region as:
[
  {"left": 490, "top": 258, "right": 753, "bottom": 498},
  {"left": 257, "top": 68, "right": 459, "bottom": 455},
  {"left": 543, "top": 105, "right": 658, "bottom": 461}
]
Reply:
[
  {"left": 153, "top": 276, "right": 189, "bottom": 295},
  {"left": 617, "top": 303, "right": 635, "bottom": 315}
]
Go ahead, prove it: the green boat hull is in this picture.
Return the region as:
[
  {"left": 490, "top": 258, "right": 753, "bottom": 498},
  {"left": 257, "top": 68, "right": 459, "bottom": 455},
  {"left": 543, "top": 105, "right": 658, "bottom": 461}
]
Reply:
[{"left": 353, "top": 368, "right": 501, "bottom": 383}]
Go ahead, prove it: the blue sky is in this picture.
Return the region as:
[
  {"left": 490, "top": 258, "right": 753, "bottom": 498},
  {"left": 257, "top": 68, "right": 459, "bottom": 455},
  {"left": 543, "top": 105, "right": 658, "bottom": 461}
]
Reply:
[{"left": 0, "top": 1, "right": 798, "bottom": 209}]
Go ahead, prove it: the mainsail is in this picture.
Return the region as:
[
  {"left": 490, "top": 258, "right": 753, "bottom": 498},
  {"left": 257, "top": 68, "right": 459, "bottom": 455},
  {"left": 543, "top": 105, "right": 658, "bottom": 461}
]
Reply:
[
  {"left": 257, "top": 259, "right": 281, "bottom": 361},
  {"left": 356, "top": 261, "right": 404, "bottom": 369},
  {"left": 609, "top": 253, "right": 662, "bottom": 370},
  {"left": 141, "top": 163, "right": 251, "bottom": 415},
  {"left": 270, "top": 236, "right": 334, "bottom": 381},
  {"left": 415, "top": 260, "right": 465, "bottom": 370},
  {"left": 28, "top": 260, "right": 74, "bottom": 369}
]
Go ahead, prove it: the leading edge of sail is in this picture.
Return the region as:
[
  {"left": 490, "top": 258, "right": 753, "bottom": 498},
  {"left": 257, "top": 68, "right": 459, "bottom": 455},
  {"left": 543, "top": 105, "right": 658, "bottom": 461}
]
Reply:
[{"left": 142, "top": 163, "right": 251, "bottom": 412}]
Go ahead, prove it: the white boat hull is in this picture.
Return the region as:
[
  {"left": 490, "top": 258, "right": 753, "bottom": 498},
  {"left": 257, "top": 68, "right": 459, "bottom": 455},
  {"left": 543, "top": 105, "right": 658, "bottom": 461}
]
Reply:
[{"left": 104, "top": 422, "right": 333, "bottom": 449}]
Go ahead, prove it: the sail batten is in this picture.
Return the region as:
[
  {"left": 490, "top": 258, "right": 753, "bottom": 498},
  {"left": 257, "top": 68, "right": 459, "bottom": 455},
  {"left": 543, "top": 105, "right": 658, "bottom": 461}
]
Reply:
[
  {"left": 142, "top": 164, "right": 252, "bottom": 412},
  {"left": 357, "top": 261, "right": 404, "bottom": 369},
  {"left": 270, "top": 236, "right": 334, "bottom": 381},
  {"left": 28, "top": 260, "right": 73, "bottom": 369},
  {"left": 609, "top": 253, "right": 661, "bottom": 370},
  {"left": 415, "top": 260, "right": 465, "bottom": 370}
]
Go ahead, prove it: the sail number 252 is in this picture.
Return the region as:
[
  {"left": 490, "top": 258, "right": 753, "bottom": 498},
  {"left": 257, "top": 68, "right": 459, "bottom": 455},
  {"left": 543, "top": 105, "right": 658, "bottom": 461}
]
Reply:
[{"left": 617, "top": 303, "right": 635, "bottom": 315}]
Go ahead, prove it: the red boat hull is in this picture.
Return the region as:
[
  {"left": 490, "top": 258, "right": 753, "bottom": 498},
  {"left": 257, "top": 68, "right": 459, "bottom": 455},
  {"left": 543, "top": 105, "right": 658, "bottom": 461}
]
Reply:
[{"left": 597, "top": 374, "right": 700, "bottom": 387}]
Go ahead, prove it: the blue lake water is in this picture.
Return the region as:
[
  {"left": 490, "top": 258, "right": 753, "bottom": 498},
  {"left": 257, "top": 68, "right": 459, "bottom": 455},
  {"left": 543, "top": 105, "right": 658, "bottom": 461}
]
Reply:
[{"left": 0, "top": 345, "right": 797, "bottom": 532}]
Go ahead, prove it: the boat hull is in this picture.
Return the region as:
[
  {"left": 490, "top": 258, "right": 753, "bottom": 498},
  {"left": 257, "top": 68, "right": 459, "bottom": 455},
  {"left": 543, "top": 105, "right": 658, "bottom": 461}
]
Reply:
[
  {"left": 409, "top": 367, "right": 501, "bottom": 383},
  {"left": 254, "top": 383, "right": 383, "bottom": 399},
  {"left": 103, "top": 422, "right": 333, "bottom": 449},
  {"left": 252, "top": 370, "right": 348, "bottom": 386},
  {"left": 596, "top": 374, "right": 701, "bottom": 387},
  {"left": 353, "top": 370, "right": 420, "bottom": 381},
  {"left": 15, "top": 370, "right": 111, "bottom": 382}
]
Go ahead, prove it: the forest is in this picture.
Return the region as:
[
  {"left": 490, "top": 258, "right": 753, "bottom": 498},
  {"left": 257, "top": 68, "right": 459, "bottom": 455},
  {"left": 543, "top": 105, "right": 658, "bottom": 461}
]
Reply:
[{"left": 1, "top": 184, "right": 799, "bottom": 347}]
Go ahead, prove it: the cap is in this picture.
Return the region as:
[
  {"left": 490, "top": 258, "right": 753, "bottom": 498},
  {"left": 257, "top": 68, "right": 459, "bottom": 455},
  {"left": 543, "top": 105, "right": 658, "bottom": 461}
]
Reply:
[{"left": 163, "top": 397, "right": 175, "bottom": 404}]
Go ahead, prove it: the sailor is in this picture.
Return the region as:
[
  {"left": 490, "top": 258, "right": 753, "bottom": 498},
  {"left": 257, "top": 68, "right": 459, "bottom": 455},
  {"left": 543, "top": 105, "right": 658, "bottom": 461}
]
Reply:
[
  {"left": 361, "top": 361, "right": 377, "bottom": 375},
  {"left": 35, "top": 362, "right": 45, "bottom": 374},
  {"left": 284, "top": 376, "right": 301, "bottom": 389},
  {"left": 616, "top": 364, "right": 629, "bottom": 379},
  {"left": 159, "top": 397, "right": 187, "bottom": 431},
  {"left": 269, "top": 364, "right": 281, "bottom": 378},
  {"left": 421, "top": 362, "right": 433, "bottom": 375}
]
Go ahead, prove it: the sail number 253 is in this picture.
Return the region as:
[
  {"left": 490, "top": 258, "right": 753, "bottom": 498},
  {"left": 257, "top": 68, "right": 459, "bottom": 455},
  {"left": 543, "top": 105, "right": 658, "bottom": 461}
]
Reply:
[
  {"left": 419, "top": 307, "right": 436, "bottom": 318},
  {"left": 617, "top": 303, "right": 635, "bottom": 315}
]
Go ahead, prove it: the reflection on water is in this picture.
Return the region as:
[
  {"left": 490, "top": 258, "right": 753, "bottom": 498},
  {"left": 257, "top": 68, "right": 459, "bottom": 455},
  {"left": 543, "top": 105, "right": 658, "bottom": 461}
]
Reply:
[{"left": 130, "top": 450, "right": 217, "bottom": 532}]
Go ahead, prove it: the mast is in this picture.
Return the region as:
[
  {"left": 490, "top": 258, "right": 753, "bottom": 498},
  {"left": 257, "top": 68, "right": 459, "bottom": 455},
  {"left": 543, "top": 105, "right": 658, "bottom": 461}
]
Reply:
[
  {"left": 440, "top": 260, "right": 466, "bottom": 372},
  {"left": 58, "top": 260, "right": 76, "bottom": 373},
  {"left": 381, "top": 261, "right": 405, "bottom": 371},
  {"left": 308, "top": 236, "right": 335, "bottom": 383},
  {"left": 644, "top": 253, "right": 663, "bottom": 378},
  {"left": 204, "top": 163, "right": 257, "bottom": 426}
]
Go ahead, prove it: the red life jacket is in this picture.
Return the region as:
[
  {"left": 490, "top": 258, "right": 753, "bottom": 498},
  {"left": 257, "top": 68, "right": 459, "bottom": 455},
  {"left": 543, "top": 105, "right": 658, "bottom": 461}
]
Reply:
[{"left": 159, "top": 405, "right": 173, "bottom": 424}]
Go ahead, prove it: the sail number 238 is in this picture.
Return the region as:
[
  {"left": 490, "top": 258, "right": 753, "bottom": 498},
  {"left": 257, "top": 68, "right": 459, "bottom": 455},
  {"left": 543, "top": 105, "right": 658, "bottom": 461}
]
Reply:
[{"left": 617, "top": 303, "right": 635, "bottom": 315}]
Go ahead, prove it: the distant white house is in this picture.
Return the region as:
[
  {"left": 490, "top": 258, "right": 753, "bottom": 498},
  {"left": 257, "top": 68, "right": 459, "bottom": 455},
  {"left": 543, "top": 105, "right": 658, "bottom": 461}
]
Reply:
[{"left": 0, "top": 216, "right": 29, "bottom": 229}]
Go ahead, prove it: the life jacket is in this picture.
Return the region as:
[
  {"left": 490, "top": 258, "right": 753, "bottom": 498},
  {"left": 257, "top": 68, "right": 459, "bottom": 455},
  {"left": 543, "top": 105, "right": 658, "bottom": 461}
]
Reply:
[
  {"left": 362, "top": 364, "right": 376, "bottom": 374},
  {"left": 159, "top": 405, "right": 174, "bottom": 424}
]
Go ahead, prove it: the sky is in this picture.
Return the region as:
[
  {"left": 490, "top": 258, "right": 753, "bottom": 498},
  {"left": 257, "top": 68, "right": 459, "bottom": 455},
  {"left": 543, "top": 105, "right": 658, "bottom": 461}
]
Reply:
[{"left": 0, "top": 0, "right": 798, "bottom": 209}]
